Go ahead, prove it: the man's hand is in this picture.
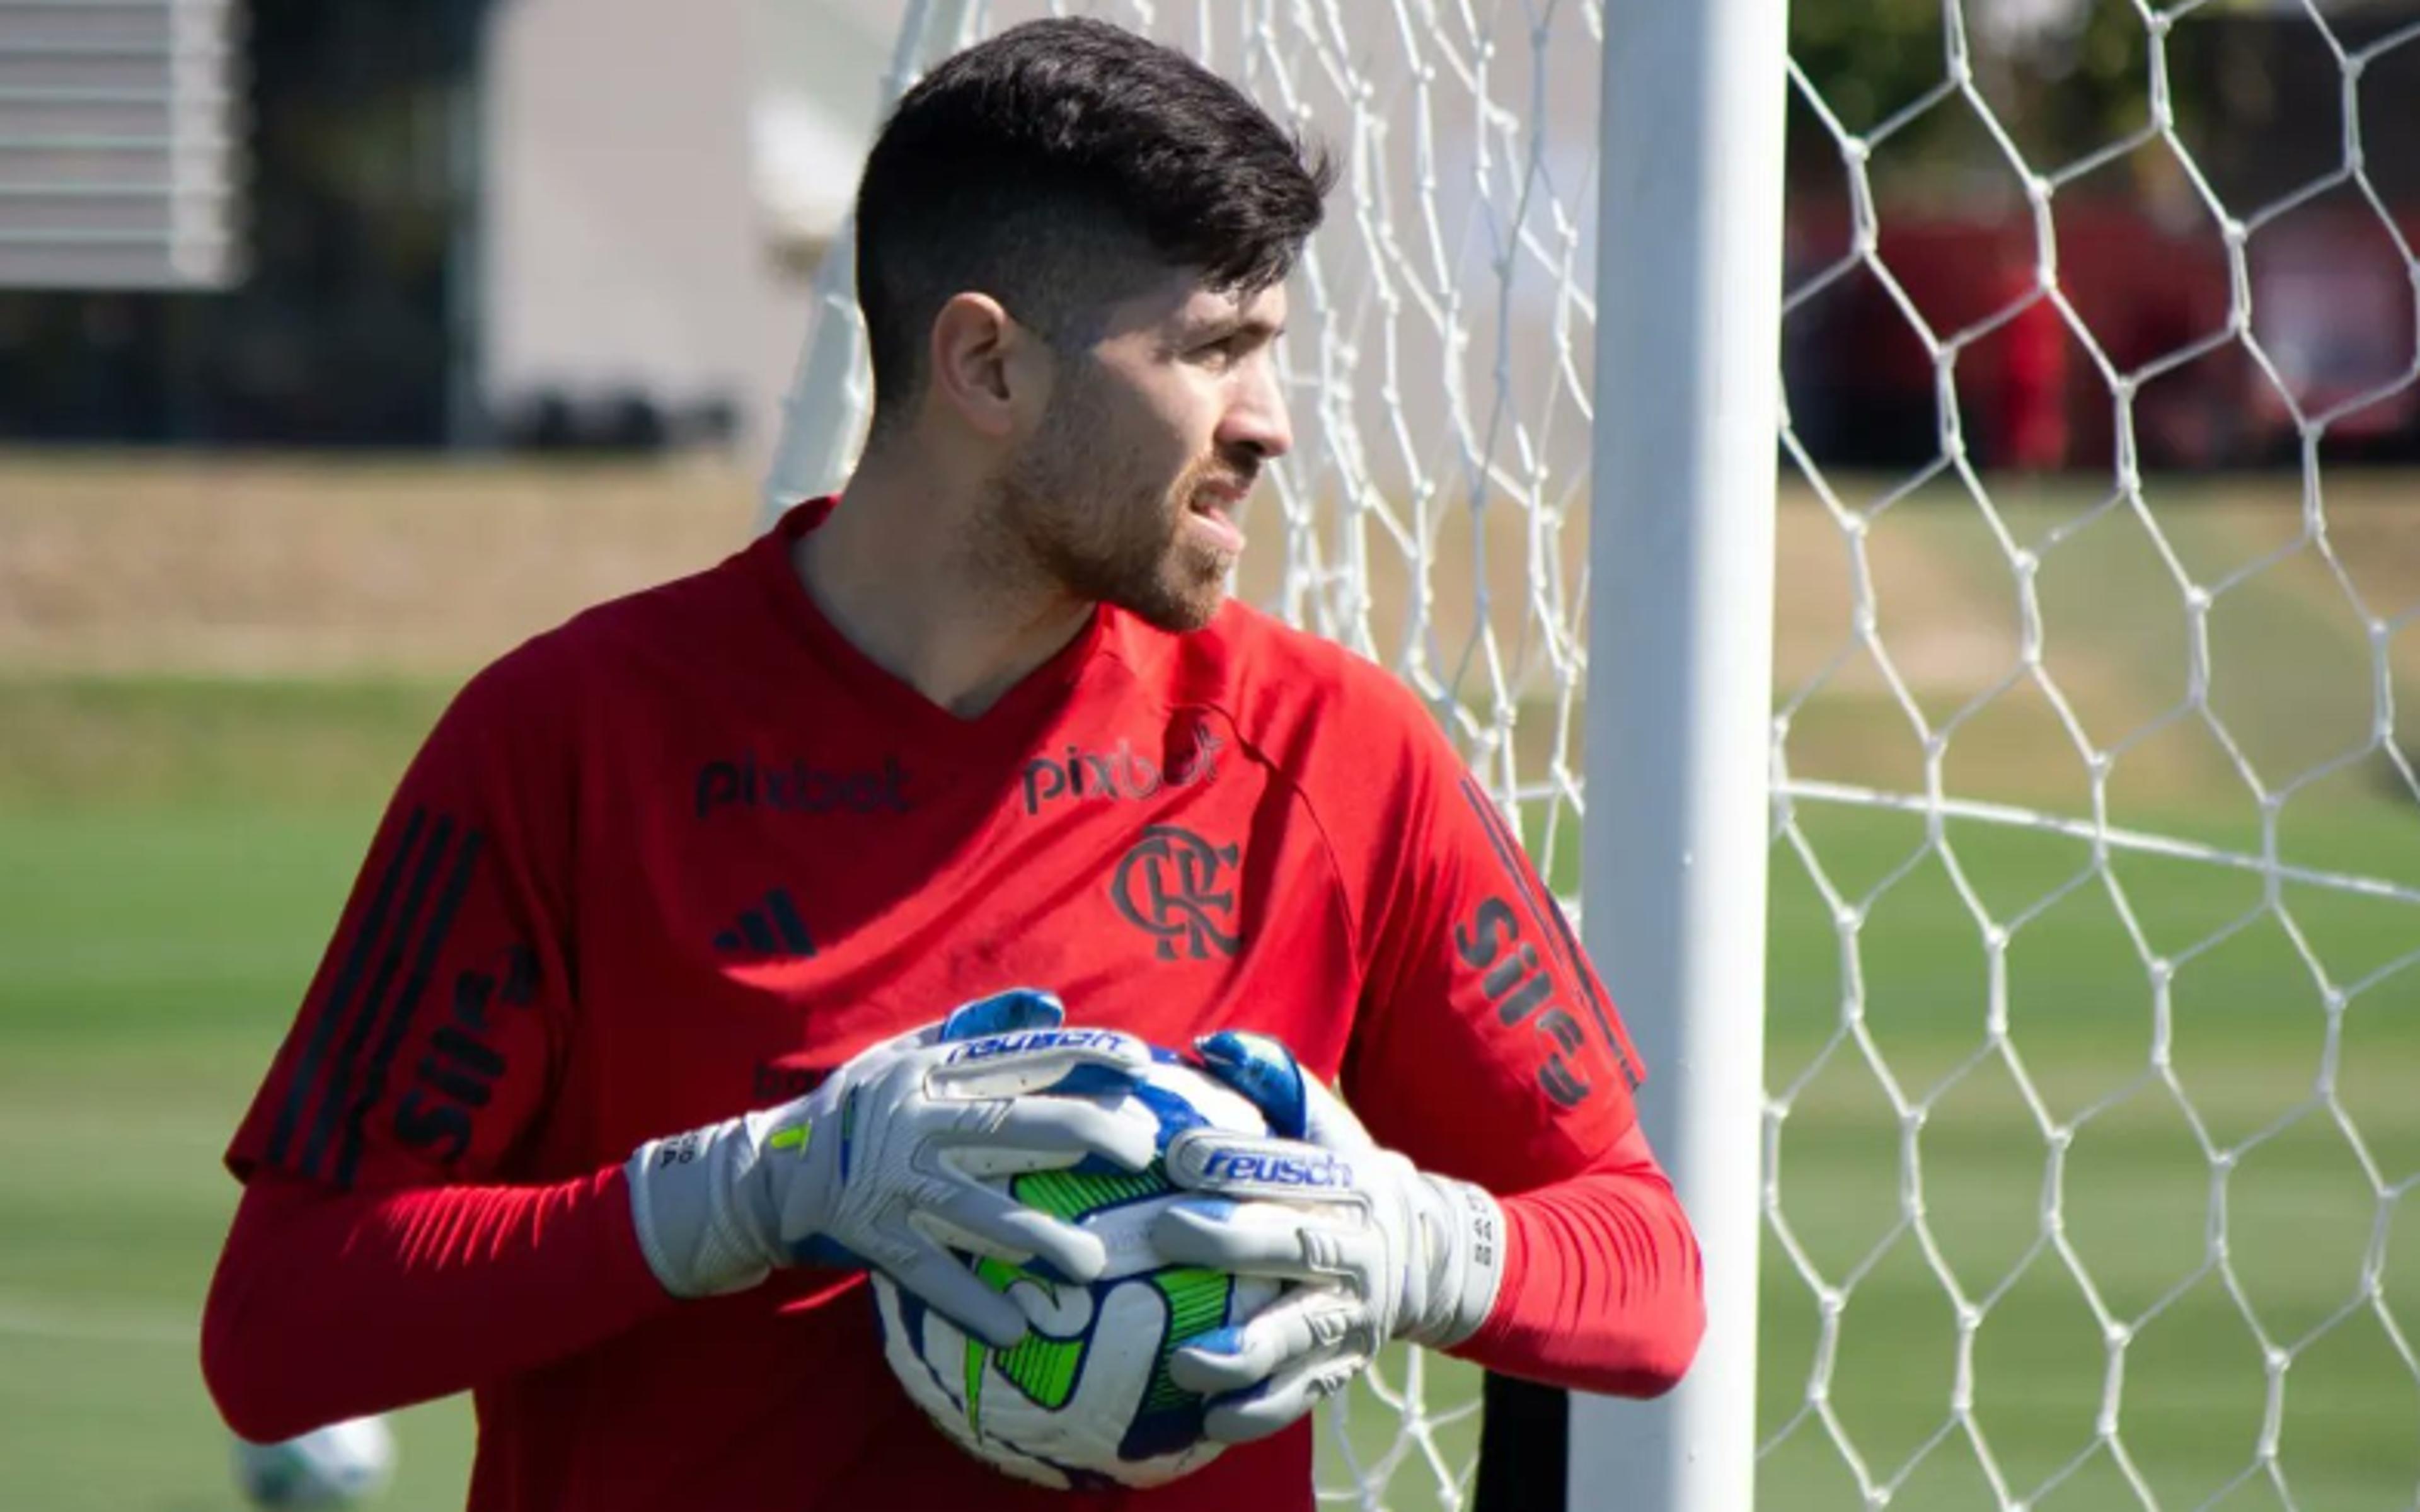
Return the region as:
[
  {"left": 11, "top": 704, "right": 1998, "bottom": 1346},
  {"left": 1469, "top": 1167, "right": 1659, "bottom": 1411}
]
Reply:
[
  {"left": 1151, "top": 1030, "right": 1506, "bottom": 1443},
  {"left": 625, "top": 989, "right": 1160, "bottom": 1346}
]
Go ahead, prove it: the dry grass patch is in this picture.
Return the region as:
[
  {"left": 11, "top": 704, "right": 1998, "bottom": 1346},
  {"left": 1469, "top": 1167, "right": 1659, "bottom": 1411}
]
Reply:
[{"left": 0, "top": 451, "right": 754, "bottom": 675}]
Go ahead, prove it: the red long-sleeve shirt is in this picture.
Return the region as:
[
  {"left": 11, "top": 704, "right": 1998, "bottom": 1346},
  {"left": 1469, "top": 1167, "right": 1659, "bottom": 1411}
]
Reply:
[{"left": 204, "top": 500, "right": 1702, "bottom": 1511}]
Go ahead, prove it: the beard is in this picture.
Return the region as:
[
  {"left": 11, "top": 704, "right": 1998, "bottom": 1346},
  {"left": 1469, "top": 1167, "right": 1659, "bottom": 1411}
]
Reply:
[{"left": 992, "top": 367, "right": 1249, "bottom": 634}]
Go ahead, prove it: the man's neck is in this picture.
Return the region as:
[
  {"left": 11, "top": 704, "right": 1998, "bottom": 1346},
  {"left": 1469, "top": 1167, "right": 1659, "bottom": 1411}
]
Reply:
[{"left": 796, "top": 445, "right": 1095, "bottom": 719}]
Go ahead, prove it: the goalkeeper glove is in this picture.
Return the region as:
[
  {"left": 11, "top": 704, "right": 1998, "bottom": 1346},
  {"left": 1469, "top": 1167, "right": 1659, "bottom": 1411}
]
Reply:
[
  {"left": 1152, "top": 1029, "right": 1506, "bottom": 1443},
  {"left": 625, "top": 988, "right": 1159, "bottom": 1347}
]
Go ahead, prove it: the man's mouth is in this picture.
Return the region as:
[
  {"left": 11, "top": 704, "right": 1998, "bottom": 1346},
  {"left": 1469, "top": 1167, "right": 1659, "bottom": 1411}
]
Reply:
[
  {"left": 1186, "top": 479, "right": 1250, "bottom": 551},
  {"left": 1192, "top": 472, "right": 1254, "bottom": 510}
]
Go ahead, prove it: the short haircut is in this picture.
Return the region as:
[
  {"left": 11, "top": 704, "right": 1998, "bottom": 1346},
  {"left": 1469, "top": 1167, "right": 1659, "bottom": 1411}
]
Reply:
[{"left": 853, "top": 17, "right": 1335, "bottom": 432}]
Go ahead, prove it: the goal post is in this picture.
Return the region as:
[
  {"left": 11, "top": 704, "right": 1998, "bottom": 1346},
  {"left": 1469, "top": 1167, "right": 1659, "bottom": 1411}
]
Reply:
[{"left": 1579, "top": 5, "right": 1789, "bottom": 1512}]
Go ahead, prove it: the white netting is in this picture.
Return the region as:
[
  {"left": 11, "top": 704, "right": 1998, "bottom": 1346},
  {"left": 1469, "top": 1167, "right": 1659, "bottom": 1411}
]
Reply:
[
  {"left": 1768, "top": 4, "right": 2420, "bottom": 1509},
  {"left": 770, "top": 2, "right": 2420, "bottom": 1509}
]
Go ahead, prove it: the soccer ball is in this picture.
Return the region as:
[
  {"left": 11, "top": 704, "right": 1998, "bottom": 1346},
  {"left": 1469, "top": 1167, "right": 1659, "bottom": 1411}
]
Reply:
[
  {"left": 230, "top": 1415, "right": 396, "bottom": 1508},
  {"left": 871, "top": 1054, "right": 1286, "bottom": 1489}
]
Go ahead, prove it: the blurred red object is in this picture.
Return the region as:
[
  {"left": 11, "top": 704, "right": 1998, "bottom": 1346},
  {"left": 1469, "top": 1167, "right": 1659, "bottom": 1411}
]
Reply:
[{"left": 1784, "top": 193, "right": 2420, "bottom": 469}]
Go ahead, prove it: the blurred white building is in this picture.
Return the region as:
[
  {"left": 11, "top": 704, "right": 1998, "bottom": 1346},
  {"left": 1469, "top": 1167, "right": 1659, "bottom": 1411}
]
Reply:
[{"left": 480, "top": 0, "right": 908, "bottom": 455}]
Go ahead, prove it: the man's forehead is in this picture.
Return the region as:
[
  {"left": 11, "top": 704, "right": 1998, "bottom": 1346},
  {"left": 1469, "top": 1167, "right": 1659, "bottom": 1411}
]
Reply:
[
  {"left": 1177, "top": 280, "right": 1288, "bottom": 327},
  {"left": 1100, "top": 270, "right": 1289, "bottom": 335}
]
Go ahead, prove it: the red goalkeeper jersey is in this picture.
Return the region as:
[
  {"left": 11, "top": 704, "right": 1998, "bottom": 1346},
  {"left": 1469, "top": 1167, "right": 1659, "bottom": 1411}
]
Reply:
[{"left": 217, "top": 500, "right": 1666, "bottom": 1511}]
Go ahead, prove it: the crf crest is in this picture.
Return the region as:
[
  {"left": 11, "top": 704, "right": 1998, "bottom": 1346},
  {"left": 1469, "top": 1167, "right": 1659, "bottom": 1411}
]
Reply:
[{"left": 1110, "top": 825, "right": 1243, "bottom": 961}]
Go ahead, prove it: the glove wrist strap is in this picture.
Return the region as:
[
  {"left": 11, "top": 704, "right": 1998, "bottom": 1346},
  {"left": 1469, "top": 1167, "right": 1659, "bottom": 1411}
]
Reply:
[
  {"left": 625, "top": 1114, "right": 783, "bottom": 1299},
  {"left": 1404, "top": 1172, "right": 1507, "bottom": 1349}
]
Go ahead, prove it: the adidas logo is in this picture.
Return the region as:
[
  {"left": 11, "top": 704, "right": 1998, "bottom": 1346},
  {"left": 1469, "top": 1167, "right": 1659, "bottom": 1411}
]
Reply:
[{"left": 713, "top": 887, "right": 816, "bottom": 958}]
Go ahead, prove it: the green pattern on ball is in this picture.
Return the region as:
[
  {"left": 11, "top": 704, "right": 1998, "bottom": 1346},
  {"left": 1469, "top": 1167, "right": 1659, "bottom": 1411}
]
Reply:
[
  {"left": 962, "top": 1166, "right": 1200, "bottom": 1441},
  {"left": 1141, "top": 1267, "right": 1230, "bottom": 1411},
  {"left": 971, "top": 1256, "right": 1086, "bottom": 1414},
  {"left": 1013, "top": 1166, "right": 1165, "bottom": 1219}
]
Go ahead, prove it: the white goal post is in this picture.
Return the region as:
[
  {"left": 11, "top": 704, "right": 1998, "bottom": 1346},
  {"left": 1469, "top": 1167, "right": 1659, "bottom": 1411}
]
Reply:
[
  {"left": 1582, "top": 6, "right": 1785, "bottom": 1512},
  {"left": 763, "top": 3, "right": 2420, "bottom": 1511}
]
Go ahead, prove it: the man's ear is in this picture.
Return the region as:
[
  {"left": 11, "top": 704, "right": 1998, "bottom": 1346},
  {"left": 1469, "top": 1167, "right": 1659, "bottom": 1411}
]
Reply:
[{"left": 926, "top": 293, "right": 1047, "bottom": 440}]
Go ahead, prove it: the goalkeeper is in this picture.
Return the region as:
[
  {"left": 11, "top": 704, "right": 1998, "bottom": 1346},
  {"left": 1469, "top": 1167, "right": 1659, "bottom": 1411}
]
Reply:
[{"left": 202, "top": 16, "right": 1703, "bottom": 1510}]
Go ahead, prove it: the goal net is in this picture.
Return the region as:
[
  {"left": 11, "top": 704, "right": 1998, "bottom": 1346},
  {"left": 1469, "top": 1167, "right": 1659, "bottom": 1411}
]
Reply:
[
  {"left": 766, "top": 3, "right": 2420, "bottom": 1509},
  {"left": 1765, "top": 5, "right": 2420, "bottom": 1509}
]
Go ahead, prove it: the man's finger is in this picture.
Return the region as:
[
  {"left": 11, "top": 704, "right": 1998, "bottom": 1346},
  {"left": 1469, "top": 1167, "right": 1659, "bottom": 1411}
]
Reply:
[
  {"left": 943, "top": 1093, "right": 1161, "bottom": 1174},
  {"left": 934, "top": 988, "right": 1066, "bottom": 1042},
  {"left": 1170, "top": 1320, "right": 1282, "bottom": 1397},
  {"left": 1150, "top": 1198, "right": 1333, "bottom": 1281},
  {"left": 1201, "top": 1351, "right": 1367, "bottom": 1444},
  {"left": 1168, "top": 1286, "right": 1364, "bottom": 1395},
  {"left": 1190, "top": 1030, "right": 1311, "bottom": 1138},
  {"left": 923, "top": 1182, "right": 1110, "bottom": 1284},
  {"left": 889, "top": 1244, "right": 1034, "bottom": 1349},
  {"left": 1191, "top": 1030, "right": 1375, "bottom": 1154}
]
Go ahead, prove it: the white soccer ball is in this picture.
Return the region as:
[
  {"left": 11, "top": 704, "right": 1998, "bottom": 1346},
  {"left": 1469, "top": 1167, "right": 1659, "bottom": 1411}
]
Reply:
[
  {"left": 230, "top": 1415, "right": 396, "bottom": 1508},
  {"left": 871, "top": 1054, "right": 1286, "bottom": 1490}
]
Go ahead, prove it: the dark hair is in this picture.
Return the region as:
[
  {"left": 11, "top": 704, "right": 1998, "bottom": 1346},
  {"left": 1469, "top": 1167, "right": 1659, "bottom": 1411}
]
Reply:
[{"left": 853, "top": 17, "right": 1335, "bottom": 432}]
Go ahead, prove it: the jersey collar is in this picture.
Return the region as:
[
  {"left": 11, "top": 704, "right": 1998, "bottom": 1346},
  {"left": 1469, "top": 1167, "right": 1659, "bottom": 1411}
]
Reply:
[{"left": 751, "top": 497, "right": 1110, "bottom": 759}]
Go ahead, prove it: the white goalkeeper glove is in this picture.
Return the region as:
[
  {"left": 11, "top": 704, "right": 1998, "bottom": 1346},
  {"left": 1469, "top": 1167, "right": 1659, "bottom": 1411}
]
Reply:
[
  {"left": 1151, "top": 1030, "right": 1506, "bottom": 1444},
  {"left": 625, "top": 988, "right": 1160, "bottom": 1347}
]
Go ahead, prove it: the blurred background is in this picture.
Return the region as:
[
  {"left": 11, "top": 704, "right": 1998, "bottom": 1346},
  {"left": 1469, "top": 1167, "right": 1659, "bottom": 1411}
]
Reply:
[
  {"left": 2, "top": 0, "right": 2416, "bottom": 1508},
  {"left": 8, "top": 0, "right": 2419, "bottom": 464}
]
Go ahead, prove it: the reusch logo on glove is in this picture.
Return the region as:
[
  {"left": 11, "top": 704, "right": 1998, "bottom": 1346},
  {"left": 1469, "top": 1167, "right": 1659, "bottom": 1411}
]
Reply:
[
  {"left": 1168, "top": 1136, "right": 1354, "bottom": 1191},
  {"left": 945, "top": 1027, "right": 1138, "bottom": 1062},
  {"left": 1199, "top": 1148, "right": 1354, "bottom": 1189}
]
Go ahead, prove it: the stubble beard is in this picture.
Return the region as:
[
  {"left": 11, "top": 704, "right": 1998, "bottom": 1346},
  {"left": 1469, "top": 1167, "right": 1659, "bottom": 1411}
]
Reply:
[{"left": 996, "top": 377, "right": 1240, "bottom": 634}]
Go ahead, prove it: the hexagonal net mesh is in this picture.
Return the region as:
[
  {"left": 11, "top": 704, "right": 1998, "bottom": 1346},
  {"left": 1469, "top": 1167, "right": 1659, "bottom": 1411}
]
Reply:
[
  {"left": 1768, "top": 5, "right": 2420, "bottom": 1509},
  {"left": 766, "top": 3, "right": 2420, "bottom": 1509}
]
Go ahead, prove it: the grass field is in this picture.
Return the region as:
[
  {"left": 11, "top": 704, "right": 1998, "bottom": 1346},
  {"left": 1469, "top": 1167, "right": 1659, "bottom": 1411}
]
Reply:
[
  {"left": 1, "top": 459, "right": 2414, "bottom": 1510},
  {"left": 0, "top": 793, "right": 476, "bottom": 1511}
]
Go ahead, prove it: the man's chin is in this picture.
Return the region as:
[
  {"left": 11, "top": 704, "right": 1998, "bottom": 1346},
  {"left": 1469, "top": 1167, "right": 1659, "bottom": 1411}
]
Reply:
[
  {"left": 1115, "top": 574, "right": 1228, "bottom": 634},
  {"left": 1130, "top": 592, "right": 1226, "bottom": 634},
  {"left": 1076, "top": 539, "right": 1235, "bottom": 633}
]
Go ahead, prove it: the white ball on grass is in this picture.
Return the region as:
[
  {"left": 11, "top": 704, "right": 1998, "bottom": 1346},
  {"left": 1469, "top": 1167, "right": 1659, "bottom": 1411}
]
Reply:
[{"left": 231, "top": 1414, "right": 396, "bottom": 1508}]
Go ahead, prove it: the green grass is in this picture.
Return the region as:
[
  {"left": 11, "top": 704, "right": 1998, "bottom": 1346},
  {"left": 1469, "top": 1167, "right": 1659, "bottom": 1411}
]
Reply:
[
  {"left": 1, "top": 669, "right": 2414, "bottom": 1511},
  {"left": 0, "top": 801, "right": 475, "bottom": 1511},
  {"left": 0, "top": 679, "right": 481, "bottom": 1509},
  {"left": 0, "top": 676, "right": 454, "bottom": 810},
  {"left": 1757, "top": 799, "right": 2420, "bottom": 1512}
]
